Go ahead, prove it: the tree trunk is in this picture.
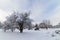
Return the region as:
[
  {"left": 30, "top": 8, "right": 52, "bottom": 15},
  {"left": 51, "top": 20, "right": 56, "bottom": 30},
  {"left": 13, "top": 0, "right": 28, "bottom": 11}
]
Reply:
[
  {"left": 20, "top": 28, "right": 23, "bottom": 33},
  {"left": 11, "top": 29, "right": 14, "bottom": 32},
  {"left": 19, "top": 22, "right": 23, "bottom": 33},
  {"left": 19, "top": 26, "right": 23, "bottom": 33}
]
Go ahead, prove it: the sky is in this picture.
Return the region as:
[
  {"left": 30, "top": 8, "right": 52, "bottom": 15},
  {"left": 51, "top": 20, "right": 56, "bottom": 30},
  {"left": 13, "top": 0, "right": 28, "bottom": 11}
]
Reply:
[{"left": 0, "top": 0, "right": 60, "bottom": 25}]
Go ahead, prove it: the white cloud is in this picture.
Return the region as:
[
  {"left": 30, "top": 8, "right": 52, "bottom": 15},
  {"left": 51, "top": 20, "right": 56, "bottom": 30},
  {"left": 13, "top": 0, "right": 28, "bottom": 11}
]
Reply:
[
  {"left": 30, "top": 0, "right": 57, "bottom": 24},
  {"left": 0, "top": 9, "right": 10, "bottom": 22},
  {"left": 0, "top": 0, "right": 29, "bottom": 12},
  {"left": 30, "top": 1, "right": 46, "bottom": 23},
  {"left": 49, "top": 6, "right": 60, "bottom": 25},
  {"left": 0, "top": 0, "right": 60, "bottom": 25},
  {"left": 0, "top": 0, "right": 29, "bottom": 22}
]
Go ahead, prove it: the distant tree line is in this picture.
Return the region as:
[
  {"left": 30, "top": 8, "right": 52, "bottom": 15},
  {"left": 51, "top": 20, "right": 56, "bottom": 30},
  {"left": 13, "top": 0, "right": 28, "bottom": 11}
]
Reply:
[{"left": 0, "top": 11, "right": 60, "bottom": 33}]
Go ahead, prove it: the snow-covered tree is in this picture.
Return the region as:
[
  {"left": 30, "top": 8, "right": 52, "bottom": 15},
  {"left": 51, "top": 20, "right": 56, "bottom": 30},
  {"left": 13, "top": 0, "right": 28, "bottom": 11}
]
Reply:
[
  {"left": 54, "top": 23, "right": 60, "bottom": 28},
  {"left": 34, "top": 24, "right": 39, "bottom": 30},
  {"left": 3, "top": 11, "right": 33, "bottom": 33},
  {"left": 3, "top": 12, "right": 19, "bottom": 32},
  {"left": 16, "top": 12, "right": 33, "bottom": 33}
]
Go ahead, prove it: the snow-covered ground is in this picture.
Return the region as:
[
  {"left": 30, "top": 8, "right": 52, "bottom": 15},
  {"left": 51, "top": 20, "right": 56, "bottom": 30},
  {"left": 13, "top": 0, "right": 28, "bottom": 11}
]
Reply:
[{"left": 0, "top": 29, "right": 60, "bottom": 40}]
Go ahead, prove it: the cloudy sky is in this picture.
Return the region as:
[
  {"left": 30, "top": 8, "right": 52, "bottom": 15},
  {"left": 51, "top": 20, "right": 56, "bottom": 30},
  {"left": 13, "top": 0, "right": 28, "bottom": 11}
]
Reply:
[{"left": 0, "top": 0, "right": 60, "bottom": 25}]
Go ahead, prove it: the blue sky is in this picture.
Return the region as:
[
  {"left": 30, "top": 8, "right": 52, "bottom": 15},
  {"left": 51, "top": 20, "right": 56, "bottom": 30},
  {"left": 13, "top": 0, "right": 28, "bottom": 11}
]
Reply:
[{"left": 0, "top": 0, "right": 60, "bottom": 25}]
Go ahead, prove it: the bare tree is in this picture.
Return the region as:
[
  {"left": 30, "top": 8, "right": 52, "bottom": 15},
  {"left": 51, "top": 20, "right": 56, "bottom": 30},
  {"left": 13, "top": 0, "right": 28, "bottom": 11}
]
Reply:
[{"left": 39, "top": 20, "right": 51, "bottom": 29}]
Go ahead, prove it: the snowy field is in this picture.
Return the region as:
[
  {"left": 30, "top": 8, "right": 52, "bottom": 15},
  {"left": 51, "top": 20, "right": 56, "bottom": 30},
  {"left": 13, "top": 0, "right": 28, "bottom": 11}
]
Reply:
[{"left": 0, "top": 29, "right": 60, "bottom": 40}]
